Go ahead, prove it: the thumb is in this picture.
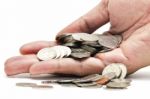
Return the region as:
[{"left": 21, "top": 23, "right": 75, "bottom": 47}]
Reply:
[{"left": 57, "top": 0, "right": 109, "bottom": 36}]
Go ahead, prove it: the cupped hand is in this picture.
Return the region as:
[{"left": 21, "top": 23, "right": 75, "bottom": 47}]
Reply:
[{"left": 5, "top": 0, "right": 150, "bottom": 76}]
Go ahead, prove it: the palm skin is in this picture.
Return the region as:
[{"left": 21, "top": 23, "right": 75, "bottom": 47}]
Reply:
[{"left": 5, "top": 0, "right": 150, "bottom": 76}]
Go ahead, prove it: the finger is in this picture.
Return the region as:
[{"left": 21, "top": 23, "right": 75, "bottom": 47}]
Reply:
[
  {"left": 95, "top": 48, "right": 137, "bottom": 74},
  {"left": 20, "top": 41, "right": 57, "bottom": 55},
  {"left": 57, "top": 0, "right": 109, "bottom": 36},
  {"left": 30, "top": 57, "right": 105, "bottom": 76},
  {"left": 4, "top": 55, "right": 39, "bottom": 76}
]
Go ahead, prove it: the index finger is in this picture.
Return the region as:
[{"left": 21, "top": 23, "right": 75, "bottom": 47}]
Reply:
[{"left": 57, "top": 0, "right": 109, "bottom": 37}]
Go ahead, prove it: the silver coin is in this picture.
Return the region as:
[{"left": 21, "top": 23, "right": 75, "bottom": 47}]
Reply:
[
  {"left": 98, "top": 47, "right": 112, "bottom": 53},
  {"left": 73, "top": 74, "right": 100, "bottom": 83},
  {"left": 75, "top": 82, "right": 100, "bottom": 87},
  {"left": 111, "top": 79, "right": 131, "bottom": 84},
  {"left": 72, "top": 33, "right": 86, "bottom": 41},
  {"left": 98, "top": 35, "right": 121, "bottom": 49},
  {"left": 70, "top": 48, "right": 91, "bottom": 58},
  {"left": 62, "top": 42, "right": 79, "bottom": 47},
  {"left": 81, "top": 45, "right": 97, "bottom": 54},
  {"left": 117, "top": 63, "right": 127, "bottom": 79},
  {"left": 106, "top": 81, "right": 130, "bottom": 89},
  {"left": 103, "top": 72, "right": 116, "bottom": 80},
  {"left": 32, "top": 85, "right": 53, "bottom": 89},
  {"left": 57, "top": 79, "right": 75, "bottom": 83},
  {"left": 82, "top": 41, "right": 101, "bottom": 48},
  {"left": 102, "top": 63, "right": 122, "bottom": 78},
  {"left": 16, "top": 82, "right": 37, "bottom": 87},
  {"left": 115, "top": 35, "right": 123, "bottom": 44},
  {"left": 53, "top": 46, "right": 71, "bottom": 58},
  {"left": 56, "top": 34, "right": 74, "bottom": 43},
  {"left": 80, "top": 34, "right": 99, "bottom": 42},
  {"left": 42, "top": 80, "right": 59, "bottom": 84},
  {"left": 90, "top": 75, "right": 103, "bottom": 82},
  {"left": 37, "top": 47, "right": 57, "bottom": 61}
]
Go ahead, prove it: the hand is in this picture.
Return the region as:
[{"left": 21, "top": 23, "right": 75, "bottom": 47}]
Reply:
[{"left": 5, "top": 0, "right": 150, "bottom": 76}]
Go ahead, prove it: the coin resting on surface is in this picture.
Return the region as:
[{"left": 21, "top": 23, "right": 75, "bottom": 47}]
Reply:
[{"left": 16, "top": 63, "right": 131, "bottom": 89}]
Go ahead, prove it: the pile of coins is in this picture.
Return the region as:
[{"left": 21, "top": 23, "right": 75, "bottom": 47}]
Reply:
[
  {"left": 16, "top": 63, "right": 131, "bottom": 89},
  {"left": 41, "top": 63, "right": 131, "bottom": 89},
  {"left": 37, "top": 33, "right": 122, "bottom": 60},
  {"left": 16, "top": 33, "right": 132, "bottom": 89}
]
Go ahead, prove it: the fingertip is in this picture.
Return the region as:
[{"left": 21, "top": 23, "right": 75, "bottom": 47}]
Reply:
[
  {"left": 20, "top": 41, "right": 55, "bottom": 55},
  {"left": 4, "top": 55, "right": 39, "bottom": 76}
]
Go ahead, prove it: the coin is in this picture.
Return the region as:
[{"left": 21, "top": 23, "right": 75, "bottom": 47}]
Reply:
[
  {"left": 98, "top": 35, "right": 121, "bottom": 49},
  {"left": 53, "top": 46, "right": 72, "bottom": 58},
  {"left": 37, "top": 46, "right": 71, "bottom": 60},
  {"left": 117, "top": 63, "right": 127, "bottom": 79},
  {"left": 16, "top": 82, "right": 37, "bottom": 87},
  {"left": 80, "top": 34, "right": 99, "bottom": 41},
  {"left": 111, "top": 79, "right": 131, "bottom": 84},
  {"left": 62, "top": 42, "right": 80, "bottom": 47},
  {"left": 81, "top": 45, "right": 97, "bottom": 55},
  {"left": 42, "top": 80, "right": 59, "bottom": 84},
  {"left": 73, "top": 74, "right": 100, "bottom": 83},
  {"left": 75, "top": 82, "right": 100, "bottom": 87},
  {"left": 72, "top": 33, "right": 85, "bottom": 41},
  {"left": 82, "top": 41, "right": 102, "bottom": 48},
  {"left": 56, "top": 34, "right": 74, "bottom": 43},
  {"left": 70, "top": 48, "right": 91, "bottom": 58},
  {"left": 103, "top": 72, "right": 116, "bottom": 80},
  {"left": 106, "top": 81, "right": 130, "bottom": 89},
  {"left": 102, "top": 63, "right": 122, "bottom": 78},
  {"left": 57, "top": 79, "right": 75, "bottom": 83},
  {"left": 37, "top": 47, "right": 57, "bottom": 61},
  {"left": 98, "top": 47, "right": 112, "bottom": 53},
  {"left": 32, "top": 85, "right": 53, "bottom": 89}
]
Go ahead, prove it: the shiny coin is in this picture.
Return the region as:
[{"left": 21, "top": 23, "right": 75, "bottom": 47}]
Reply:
[
  {"left": 56, "top": 34, "right": 74, "bottom": 43},
  {"left": 73, "top": 74, "right": 100, "bottom": 83},
  {"left": 102, "top": 63, "right": 122, "bottom": 78},
  {"left": 106, "top": 81, "right": 130, "bottom": 89},
  {"left": 75, "top": 82, "right": 100, "bottom": 87},
  {"left": 82, "top": 41, "right": 101, "bottom": 48},
  {"left": 16, "top": 82, "right": 37, "bottom": 87},
  {"left": 57, "top": 79, "right": 75, "bottom": 83},
  {"left": 117, "top": 63, "right": 127, "bottom": 79},
  {"left": 37, "top": 46, "right": 71, "bottom": 60},
  {"left": 103, "top": 72, "right": 116, "bottom": 80},
  {"left": 115, "top": 35, "right": 123, "bottom": 44},
  {"left": 81, "top": 45, "right": 97, "bottom": 55},
  {"left": 98, "top": 35, "right": 121, "bottom": 49},
  {"left": 62, "top": 42, "right": 80, "bottom": 47},
  {"left": 80, "top": 34, "right": 99, "bottom": 41},
  {"left": 32, "top": 85, "right": 53, "bottom": 89},
  {"left": 98, "top": 47, "right": 112, "bottom": 53},
  {"left": 42, "top": 80, "right": 59, "bottom": 84},
  {"left": 37, "top": 47, "right": 57, "bottom": 61},
  {"left": 111, "top": 79, "right": 131, "bottom": 84},
  {"left": 72, "top": 33, "right": 85, "bottom": 41},
  {"left": 70, "top": 48, "right": 91, "bottom": 58}
]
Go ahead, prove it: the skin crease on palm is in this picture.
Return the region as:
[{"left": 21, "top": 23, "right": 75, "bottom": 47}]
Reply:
[{"left": 4, "top": 0, "right": 150, "bottom": 76}]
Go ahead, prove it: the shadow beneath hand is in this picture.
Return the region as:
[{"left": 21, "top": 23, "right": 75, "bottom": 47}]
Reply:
[
  {"left": 128, "top": 71, "right": 150, "bottom": 80},
  {"left": 8, "top": 73, "right": 80, "bottom": 80}
]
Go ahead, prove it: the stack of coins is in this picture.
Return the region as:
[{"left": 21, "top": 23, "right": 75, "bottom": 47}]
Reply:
[{"left": 37, "top": 33, "right": 122, "bottom": 60}]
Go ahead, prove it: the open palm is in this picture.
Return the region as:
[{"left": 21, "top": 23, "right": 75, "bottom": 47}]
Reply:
[{"left": 5, "top": 0, "right": 150, "bottom": 76}]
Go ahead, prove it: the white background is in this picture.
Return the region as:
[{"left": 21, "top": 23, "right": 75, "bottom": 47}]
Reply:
[{"left": 0, "top": 0, "right": 150, "bottom": 99}]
